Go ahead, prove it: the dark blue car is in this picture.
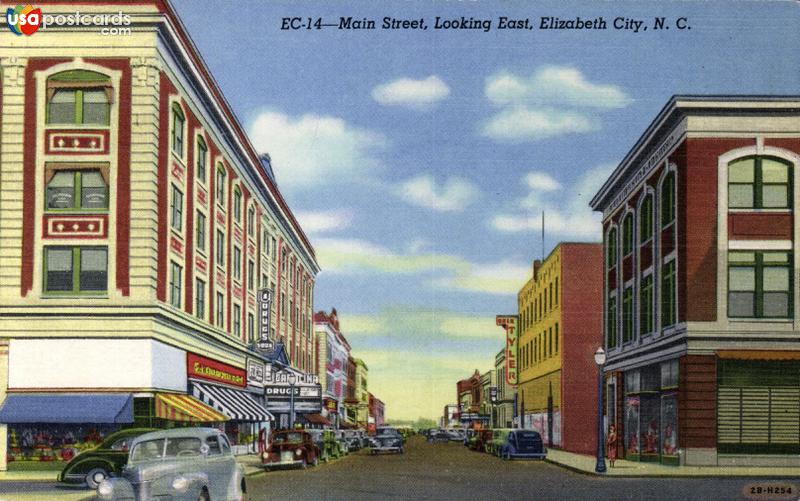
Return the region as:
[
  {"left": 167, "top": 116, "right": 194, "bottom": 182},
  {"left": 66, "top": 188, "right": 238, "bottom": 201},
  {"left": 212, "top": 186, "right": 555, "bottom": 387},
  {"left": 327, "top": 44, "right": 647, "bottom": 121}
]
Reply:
[{"left": 496, "top": 430, "right": 547, "bottom": 460}]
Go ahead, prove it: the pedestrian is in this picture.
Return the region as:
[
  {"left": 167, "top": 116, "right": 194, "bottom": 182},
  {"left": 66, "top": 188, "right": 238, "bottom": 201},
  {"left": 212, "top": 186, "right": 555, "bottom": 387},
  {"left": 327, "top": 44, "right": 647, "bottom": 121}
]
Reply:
[{"left": 606, "top": 424, "right": 618, "bottom": 467}]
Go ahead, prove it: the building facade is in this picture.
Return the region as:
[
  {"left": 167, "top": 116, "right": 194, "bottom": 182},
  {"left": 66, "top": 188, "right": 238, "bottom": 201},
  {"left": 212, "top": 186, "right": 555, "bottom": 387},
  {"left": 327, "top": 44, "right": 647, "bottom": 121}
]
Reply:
[
  {"left": 0, "top": 1, "right": 318, "bottom": 468},
  {"left": 590, "top": 96, "right": 800, "bottom": 466},
  {"left": 456, "top": 369, "right": 488, "bottom": 427},
  {"left": 314, "top": 308, "right": 351, "bottom": 427},
  {"left": 494, "top": 348, "right": 516, "bottom": 428},
  {"left": 349, "top": 358, "right": 369, "bottom": 427},
  {"left": 516, "top": 243, "right": 603, "bottom": 454}
]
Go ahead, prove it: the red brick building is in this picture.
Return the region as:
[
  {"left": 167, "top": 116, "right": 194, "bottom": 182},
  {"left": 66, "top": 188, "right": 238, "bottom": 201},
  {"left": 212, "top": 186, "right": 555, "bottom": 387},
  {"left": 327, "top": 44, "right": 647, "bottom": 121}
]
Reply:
[{"left": 591, "top": 96, "right": 800, "bottom": 467}]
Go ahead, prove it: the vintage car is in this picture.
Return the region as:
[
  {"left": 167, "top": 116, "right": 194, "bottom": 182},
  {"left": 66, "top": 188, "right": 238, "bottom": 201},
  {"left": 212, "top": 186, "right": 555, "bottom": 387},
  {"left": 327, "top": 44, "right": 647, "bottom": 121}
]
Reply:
[
  {"left": 58, "top": 428, "right": 156, "bottom": 489},
  {"left": 469, "top": 429, "right": 495, "bottom": 453},
  {"left": 323, "top": 429, "right": 347, "bottom": 459},
  {"left": 263, "top": 430, "right": 320, "bottom": 469},
  {"left": 95, "top": 427, "right": 246, "bottom": 501},
  {"left": 486, "top": 428, "right": 513, "bottom": 456},
  {"left": 426, "top": 429, "right": 450, "bottom": 443},
  {"left": 339, "top": 430, "right": 362, "bottom": 452},
  {"left": 369, "top": 427, "right": 404, "bottom": 454},
  {"left": 495, "top": 429, "right": 547, "bottom": 460}
]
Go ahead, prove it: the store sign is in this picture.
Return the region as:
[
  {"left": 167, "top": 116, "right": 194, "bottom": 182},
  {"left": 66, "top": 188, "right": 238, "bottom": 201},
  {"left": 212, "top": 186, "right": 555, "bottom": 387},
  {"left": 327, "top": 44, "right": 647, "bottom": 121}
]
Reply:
[
  {"left": 257, "top": 288, "right": 273, "bottom": 348},
  {"left": 247, "top": 358, "right": 265, "bottom": 387},
  {"left": 496, "top": 315, "right": 518, "bottom": 386},
  {"left": 324, "top": 398, "right": 338, "bottom": 412},
  {"left": 187, "top": 353, "right": 246, "bottom": 388},
  {"left": 263, "top": 365, "right": 322, "bottom": 412},
  {"left": 489, "top": 386, "right": 498, "bottom": 404},
  {"left": 265, "top": 368, "right": 319, "bottom": 385}
]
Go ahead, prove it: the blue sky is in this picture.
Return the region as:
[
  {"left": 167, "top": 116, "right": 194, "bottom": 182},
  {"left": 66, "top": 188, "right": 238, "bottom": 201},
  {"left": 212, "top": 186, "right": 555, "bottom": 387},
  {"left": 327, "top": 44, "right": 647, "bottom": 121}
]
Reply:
[{"left": 172, "top": 0, "right": 800, "bottom": 420}]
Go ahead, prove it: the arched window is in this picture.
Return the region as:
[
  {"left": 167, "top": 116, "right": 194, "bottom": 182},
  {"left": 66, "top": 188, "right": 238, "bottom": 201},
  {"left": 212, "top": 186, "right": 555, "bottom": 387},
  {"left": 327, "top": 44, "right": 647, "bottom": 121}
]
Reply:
[
  {"left": 639, "top": 195, "right": 653, "bottom": 243},
  {"left": 216, "top": 164, "right": 226, "bottom": 203},
  {"left": 171, "top": 103, "right": 185, "bottom": 156},
  {"left": 728, "top": 156, "right": 791, "bottom": 209},
  {"left": 196, "top": 136, "right": 207, "bottom": 183},
  {"left": 47, "top": 70, "right": 111, "bottom": 125},
  {"left": 660, "top": 172, "right": 675, "bottom": 227},
  {"left": 606, "top": 228, "right": 617, "bottom": 269},
  {"left": 622, "top": 213, "right": 634, "bottom": 255},
  {"left": 247, "top": 205, "right": 255, "bottom": 236},
  {"left": 233, "top": 187, "right": 242, "bottom": 222}
]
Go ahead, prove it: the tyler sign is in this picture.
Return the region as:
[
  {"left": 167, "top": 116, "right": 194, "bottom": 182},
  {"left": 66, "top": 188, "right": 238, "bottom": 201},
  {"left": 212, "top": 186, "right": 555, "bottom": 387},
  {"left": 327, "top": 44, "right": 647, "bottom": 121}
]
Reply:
[{"left": 496, "top": 315, "right": 518, "bottom": 386}]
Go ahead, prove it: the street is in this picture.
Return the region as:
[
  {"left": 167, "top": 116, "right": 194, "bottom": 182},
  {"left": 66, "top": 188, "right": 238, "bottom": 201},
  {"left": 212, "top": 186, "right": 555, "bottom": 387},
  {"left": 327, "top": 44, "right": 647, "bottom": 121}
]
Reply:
[{"left": 0, "top": 436, "right": 792, "bottom": 501}]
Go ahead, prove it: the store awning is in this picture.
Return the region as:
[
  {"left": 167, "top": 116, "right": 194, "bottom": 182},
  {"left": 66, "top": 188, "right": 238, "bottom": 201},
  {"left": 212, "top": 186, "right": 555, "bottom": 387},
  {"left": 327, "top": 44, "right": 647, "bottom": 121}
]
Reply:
[
  {"left": 192, "top": 383, "right": 273, "bottom": 422},
  {"left": 155, "top": 393, "right": 229, "bottom": 422},
  {"left": 0, "top": 393, "right": 133, "bottom": 424},
  {"left": 302, "top": 413, "right": 331, "bottom": 426}
]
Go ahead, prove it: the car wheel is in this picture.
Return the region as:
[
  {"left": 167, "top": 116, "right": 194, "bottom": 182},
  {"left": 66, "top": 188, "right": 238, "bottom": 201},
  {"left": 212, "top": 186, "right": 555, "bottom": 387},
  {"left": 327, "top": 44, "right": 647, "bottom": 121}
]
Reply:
[
  {"left": 85, "top": 468, "right": 109, "bottom": 489},
  {"left": 300, "top": 458, "right": 307, "bottom": 469},
  {"left": 198, "top": 488, "right": 210, "bottom": 501}
]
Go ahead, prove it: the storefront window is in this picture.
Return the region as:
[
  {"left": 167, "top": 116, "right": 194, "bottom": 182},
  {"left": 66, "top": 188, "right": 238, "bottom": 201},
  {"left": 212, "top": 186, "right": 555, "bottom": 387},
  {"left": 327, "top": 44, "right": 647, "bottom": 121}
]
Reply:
[
  {"left": 624, "top": 396, "right": 640, "bottom": 457},
  {"left": 8, "top": 424, "right": 117, "bottom": 465},
  {"left": 660, "top": 392, "right": 678, "bottom": 461},
  {"left": 640, "top": 396, "right": 660, "bottom": 459}
]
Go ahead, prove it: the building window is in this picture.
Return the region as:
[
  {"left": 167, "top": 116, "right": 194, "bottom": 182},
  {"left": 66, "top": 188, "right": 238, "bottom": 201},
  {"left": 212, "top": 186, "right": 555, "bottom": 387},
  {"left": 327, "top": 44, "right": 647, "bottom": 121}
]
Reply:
[
  {"left": 195, "top": 278, "right": 205, "bottom": 320},
  {"left": 661, "top": 260, "right": 676, "bottom": 328},
  {"left": 606, "top": 228, "right": 617, "bottom": 268},
  {"left": 554, "top": 277, "right": 559, "bottom": 306},
  {"left": 622, "top": 286, "right": 634, "bottom": 343},
  {"left": 247, "top": 206, "right": 255, "bottom": 236},
  {"left": 271, "top": 237, "right": 277, "bottom": 260},
  {"left": 554, "top": 323, "right": 559, "bottom": 354},
  {"left": 281, "top": 292, "right": 286, "bottom": 317},
  {"left": 247, "top": 260, "right": 255, "bottom": 290},
  {"left": 728, "top": 157, "right": 791, "bottom": 209},
  {"left": 262, "top": 229, "right": 269, "bottom": 256},
  {"left": 171, "top": 103, "right": 184, "bottom": 156},
  {"left": 196, "top": 211, "right": 206, "bottom": 253},
  {"left": 233, "top": 304, "right": 241, "bottom": 337},
  {"left": 548, "top": 327, "right": 553, "bottom": 357},
  {"left": 247, "top": 313, "right": 255, "bottom": 342},
  {"left": 216, "top": 165, "right": 226, "bottom": 203},
  {"left": 47, "top": 70, "right": 111, "bottom": 125},
  {"left": 607, "top": 295, "right": 617, "bottom": 348},
  {"left": 233, "top": 247, "right": 241, "bottom": 280},
  {"left": 640, "top": 275, "right": 654, "bottom": 335},
  {"left": 661, "top": 172, "right": 675, "bottom": 227},
  {"left": 281, "top": 248, "right": 288, "bottom": 273},
  {"left": 622, "top": 214, "right": 634, "bottom": 255},
  {"left": 261, "top": 273, "right": 267, "bottom": 289},
  {"left": 196, "top": 136, "right": 207, "bottom": 183},
  {"left": 728, "top": 251, "right": 792, "bottom": 318},
  {"left": 216, "top": 230, "right": 225, "bottom": 266},
  {"left": 44, "top": 246, "right": 107, "bottom": 294},
  {"left": 46, "top": 169, "right": 108, "bottom": 211},
  {"left": 169, "top": 261, "right": 182, "bottom": 308},
  {"left": 233, "top": 188, "right": 242, "bottom": 223},
  {"left": 216, "top": 292, "right": 224, "bottom": 328},
  {"left": 170, "top": 185, "right": 183, "bottom": 231},
  {"left": 640, "top": 195, "right": 653, "bottom": 242}
]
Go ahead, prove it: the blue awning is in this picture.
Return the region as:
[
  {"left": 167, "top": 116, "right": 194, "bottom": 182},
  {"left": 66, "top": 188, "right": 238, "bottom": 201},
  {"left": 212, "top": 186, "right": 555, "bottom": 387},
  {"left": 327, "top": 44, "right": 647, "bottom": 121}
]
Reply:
[{"left": 0, "top": 393, "right": 134, "bottom": 424}]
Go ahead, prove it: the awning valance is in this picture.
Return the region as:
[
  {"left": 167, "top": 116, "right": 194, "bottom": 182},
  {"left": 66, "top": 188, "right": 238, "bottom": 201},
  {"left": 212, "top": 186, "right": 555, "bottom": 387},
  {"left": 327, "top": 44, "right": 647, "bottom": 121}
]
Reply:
[
  {"left": 0, "top": 393, "right": 133, "bottom": 424},
  {"left": 302, "top": 413, "right": 331, "bottom": 426},
  {"left": 155, "top": 393, "right": 228, "bottom": 422},
  {"left": 192, "top": 383, "right": 273, "bottom": 422}
]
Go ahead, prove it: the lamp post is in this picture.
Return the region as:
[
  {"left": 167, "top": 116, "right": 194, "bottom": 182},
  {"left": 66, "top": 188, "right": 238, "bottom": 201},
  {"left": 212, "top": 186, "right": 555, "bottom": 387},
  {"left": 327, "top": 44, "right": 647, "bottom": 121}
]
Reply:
[
  {"left": 288, "top": 373, "right": 297, "bottom": 429},
  {"left": 594, "top": 347, "right": 607, "bottom": 473}
]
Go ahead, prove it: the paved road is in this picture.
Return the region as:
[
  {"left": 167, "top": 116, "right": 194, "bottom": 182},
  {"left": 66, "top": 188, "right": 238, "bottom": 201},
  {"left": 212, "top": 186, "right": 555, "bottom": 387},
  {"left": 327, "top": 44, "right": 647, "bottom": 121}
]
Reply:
[{"left": 248, "top": 436, "right": 791, "bottom": 501}]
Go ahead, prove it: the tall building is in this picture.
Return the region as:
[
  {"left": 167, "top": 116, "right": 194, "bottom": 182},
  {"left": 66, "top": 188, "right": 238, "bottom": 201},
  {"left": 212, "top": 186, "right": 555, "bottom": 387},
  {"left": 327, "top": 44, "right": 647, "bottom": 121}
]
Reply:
[
  {"left": 516, "top": 243, "right": 603, "bottom": 454},
  {"left": 0, "top": 1, "right": 319, "bottom": 469},
  {"left": 590, "top": 95, "right": 800, "bottom": 466},
  {"left": 350, "top": 358, "right": 370, "bottom": 427},
  {"left": 314, "top": 308, "right": 351, "bottom": 427},
  {"left": 494, "top": 348, "right": 516, "bottom": 428}
]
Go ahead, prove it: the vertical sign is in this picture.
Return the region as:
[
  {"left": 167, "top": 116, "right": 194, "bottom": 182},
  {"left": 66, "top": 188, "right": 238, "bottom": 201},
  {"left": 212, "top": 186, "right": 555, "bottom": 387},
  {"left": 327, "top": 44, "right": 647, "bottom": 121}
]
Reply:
[
  {"left": 257, "top": 288, "right": 274, "bottom": 352},
  {"left": 496, "top": 315, "right": 518, "bottom": 386}
]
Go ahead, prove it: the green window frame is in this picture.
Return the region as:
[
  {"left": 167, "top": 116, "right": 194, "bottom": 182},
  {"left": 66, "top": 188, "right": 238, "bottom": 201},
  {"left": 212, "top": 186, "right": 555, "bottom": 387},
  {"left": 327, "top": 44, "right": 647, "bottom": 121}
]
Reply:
[
  {"left": 47, "top": 70, "right": 111, "bottom": 125},
  {"left": 233, "top": 304, "right": 241, "bottom": 337},
  {"left": 660, "top": 172, "right": 675, "bottom": 227},
  {"left": 728, "top": 251, "right": 792, "bottom": 319},
  {"left": 233, "top": 246, "right": 242, "bottom": 280},
  {"left": 43, "top": 246, "right": 107, "bottom": 295},
  {"left": 728, "top": 156, "right": 792, "bottom": 209},
  {"left": 169, "top": 261, "right": 182, "bottom": 308},
  {"left": 216, "top": 292, "right": 224, "bottom": 328},
  {"left": 606, "top": 228, "right": 617, "bottom": 269},
  {"left": 247, "top": 206, "right": 255, "bottom": 236},
  {"left": 640, "top": 274, "right": 654, "bottom": 335},
  {"left": 196, "top": 136, "right": 207, "bottom": 183},
  {"left": 195, "top": 278, "right": 205, "bottom": 320},
  {"left": 196, "top": 211, "right": 206, "bottom": 253},
  {"left": 45, "top": 169, "right": 109, "bottom": 212},
  {"left": 640, "top": 195, "right": 653, "bottom": 243},
  {"left": 216, "top": 165, "right": 226, "bottom": 203},
  {"left": 622, "top": 287, "right": 634, "bottom": 343},
  {"left": 171, "top": 103, "right": 185, "bottom": 156},
  {"left": 661, "top": 260, "right": 677, "bottom": 328},
  {"left": 606, "top": 295, "right": 617, "bottom": 349},
  {"left": 247, "top": 312, "right": 255, "bottom": 342},
  {"left": 247, "top": 259, "right": 255, "bottom": 290},
  {"left": 170, "top": 184, "right": 183, "bottom": 231},
  {"left": 622, "top": 214, "right": 634, "bottom": 255},
  {"left": 216, "top": 230, "right": 225, "bottom": 266},
  {"left": 233, "top": 187, "right": 242, "bottom": 223}
]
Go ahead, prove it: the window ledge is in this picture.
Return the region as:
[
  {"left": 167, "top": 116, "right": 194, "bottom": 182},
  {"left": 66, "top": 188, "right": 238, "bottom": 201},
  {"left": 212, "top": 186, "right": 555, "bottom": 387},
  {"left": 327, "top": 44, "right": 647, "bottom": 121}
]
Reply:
[
  {"left": 42, "top": 294, "right": 109, "bottom": 299},
  {"left": 728, "top": 317, "right": 793, "bottom": 323},
  {"left": 727, "top": 208, "right": 792, "bottom": 214}
]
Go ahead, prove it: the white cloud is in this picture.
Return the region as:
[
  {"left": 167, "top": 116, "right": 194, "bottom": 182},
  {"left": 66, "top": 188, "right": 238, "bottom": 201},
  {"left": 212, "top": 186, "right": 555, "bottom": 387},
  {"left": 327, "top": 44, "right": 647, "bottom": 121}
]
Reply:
[
  {"left": 371, "top": 75, "right": 450, "bottom": 109},
  {"left": 525, "top": 171, "right": 561, "bottom": 191},
  {"left": 429, "top": 259, "right": 530, "bottom": 296},
  {"left": 489, "top": 163, "right": 615, "bottom": 240},
  {"left": 248, "top": 110, "right": 386, "bottom": 189},
  {"left": 294, "top": 209, "right": 353, "bottom": 234},
  {"left": 394, "top": 174, "right": 480, "bottom": 212},
  {"left": 481, "top": 106, "right": 598, "bottom": 142},
  {"left": 486, "top": 66, "right": 632, "bottom": 109}
]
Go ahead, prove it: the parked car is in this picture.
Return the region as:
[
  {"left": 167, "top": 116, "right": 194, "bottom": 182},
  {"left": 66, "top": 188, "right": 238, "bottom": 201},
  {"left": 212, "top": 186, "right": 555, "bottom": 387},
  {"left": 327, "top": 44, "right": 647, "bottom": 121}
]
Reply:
[
  {"left": 426, "top": 429, "right": 450, "bottom": 443},
  {"left": 324, "top": 429, "right": 347, "bottom": 459},
  {"left": 58, "top": 428, "right": 157, "bottom": 489},
  {"left": 495, "top": 429, "right": 547, "bottom": 460},
  {"left": 263, "top": 429, "right": 320, "bottom": 470},
  {"left": 369, "top": 427, "right": 404, "bottom": 454},
  {"left": 486, "top": 428, "right": 513, "bottom": 456},
  {"left": 470, "top": 429, "right": 494, "bottom": 453},
  {"left": 340, "top": 430, "right": 363, "bottom": 452},
  {"left": 445, "top": 428, "right": 466, "bottom": 442},
  {"left": 95, "top": 427, "right": 246, "bottom": 501}
]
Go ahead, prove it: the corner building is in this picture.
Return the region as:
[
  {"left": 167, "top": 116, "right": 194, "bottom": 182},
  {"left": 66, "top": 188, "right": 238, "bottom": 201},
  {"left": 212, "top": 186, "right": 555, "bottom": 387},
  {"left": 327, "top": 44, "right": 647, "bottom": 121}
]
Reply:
[
  {"left": 0, "top": 1, "right": 319, "bottom": 468},
  {"left": 591, "top": 96, "right": 800, "bottom": 467}
]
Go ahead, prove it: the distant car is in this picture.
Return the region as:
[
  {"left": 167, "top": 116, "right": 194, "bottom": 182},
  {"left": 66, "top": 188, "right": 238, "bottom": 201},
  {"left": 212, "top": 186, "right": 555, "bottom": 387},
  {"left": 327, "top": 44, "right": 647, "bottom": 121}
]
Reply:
[
  {"left": 340, "top": 430, "right": 363, "bottom": 452},
  {"left": 58, "top": 428, "right": 157, "bottom": 489},
  {"left": 369, "top": 427, "right": 404, "bottom": 454},
  {"left": 263, "top": 430, "right": 320, "bottom": 469},
  {"left": 445, "top": 428, "right": 466, "bottom": 442},
  {"left": 495, "top": 429, "right": 547, "bottom": 460},
  {"left": 426, "top": 430, "right": 450, "bottom": 443},
  {"left": 96, "top": 427, "right": 246, "bottom": 501},
  {"left": 470, "top": 429, "right": 494, "bottom": 453},
  {"left": 486, "top": 428, "right": 513, "bottom": 456}
]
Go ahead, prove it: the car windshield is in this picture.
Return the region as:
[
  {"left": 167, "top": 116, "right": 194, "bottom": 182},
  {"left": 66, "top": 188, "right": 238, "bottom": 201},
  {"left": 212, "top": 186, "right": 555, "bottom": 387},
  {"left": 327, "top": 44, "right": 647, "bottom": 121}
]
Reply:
[
  {"left": 130, "top": 437, "right": 203, "bottom": 462},
  {"left": 273, "top": 433, "right": 303, "bottom": 444}
]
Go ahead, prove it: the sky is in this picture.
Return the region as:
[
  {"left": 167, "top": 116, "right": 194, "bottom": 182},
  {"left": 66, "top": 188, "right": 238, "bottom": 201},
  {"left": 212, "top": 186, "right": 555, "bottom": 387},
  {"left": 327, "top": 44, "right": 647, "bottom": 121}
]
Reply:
[{"left": 171, "top": 0, "right": 800, "bottom": 421}]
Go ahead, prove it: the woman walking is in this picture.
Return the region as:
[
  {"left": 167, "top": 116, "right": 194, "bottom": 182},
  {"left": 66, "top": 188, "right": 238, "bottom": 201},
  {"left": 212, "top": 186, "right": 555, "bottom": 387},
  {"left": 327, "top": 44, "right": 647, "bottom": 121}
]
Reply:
[{"left": 606, "top": 424, "right": 618, "bottom": 467}]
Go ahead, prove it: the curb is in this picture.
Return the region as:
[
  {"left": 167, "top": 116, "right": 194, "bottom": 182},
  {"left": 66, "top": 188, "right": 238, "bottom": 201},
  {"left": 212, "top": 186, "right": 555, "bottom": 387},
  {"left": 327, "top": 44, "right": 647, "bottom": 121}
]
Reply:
[{"left": 545, "top": 459, "right": 800, "bottom": 479}]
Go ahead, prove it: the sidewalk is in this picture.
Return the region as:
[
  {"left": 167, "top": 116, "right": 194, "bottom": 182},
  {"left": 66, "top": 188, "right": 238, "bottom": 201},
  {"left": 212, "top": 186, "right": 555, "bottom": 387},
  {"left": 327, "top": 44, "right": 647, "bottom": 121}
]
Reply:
[{"left": 545, "top": 448, "right": 800, "bottom": 477}]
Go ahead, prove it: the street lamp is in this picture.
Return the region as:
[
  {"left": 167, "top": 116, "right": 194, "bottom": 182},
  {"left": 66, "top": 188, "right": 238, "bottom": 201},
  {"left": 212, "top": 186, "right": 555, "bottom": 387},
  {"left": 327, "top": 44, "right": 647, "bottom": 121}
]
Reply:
[
  {"left": 594, "top": 347, "right": 607, "bottom": 473},
  {"left": 288, "top": 373, "right": 297, "bottom": 429}
]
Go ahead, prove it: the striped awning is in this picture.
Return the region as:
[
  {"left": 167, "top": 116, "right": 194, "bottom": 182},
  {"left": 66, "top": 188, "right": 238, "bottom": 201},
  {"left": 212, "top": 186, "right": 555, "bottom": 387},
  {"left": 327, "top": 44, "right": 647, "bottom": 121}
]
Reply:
[
  {"left": 155, "top": 393, "right": 229, "bottom": 422},
  {"left": 192, "top": 383, "right": 273, "bottom": 422}
]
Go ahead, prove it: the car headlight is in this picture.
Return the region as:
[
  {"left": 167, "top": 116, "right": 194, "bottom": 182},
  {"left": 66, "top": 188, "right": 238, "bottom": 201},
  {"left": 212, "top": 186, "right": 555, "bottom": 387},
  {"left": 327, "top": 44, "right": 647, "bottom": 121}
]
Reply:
[
  {"left": 295, "top": 449, "right": 303, "bottom": 456},
  {"left": 97, "top": 480, "right": 114, "bottom": 499},
  {"left": 171, "top": 476, "right": 189, "bottom": 492}
]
